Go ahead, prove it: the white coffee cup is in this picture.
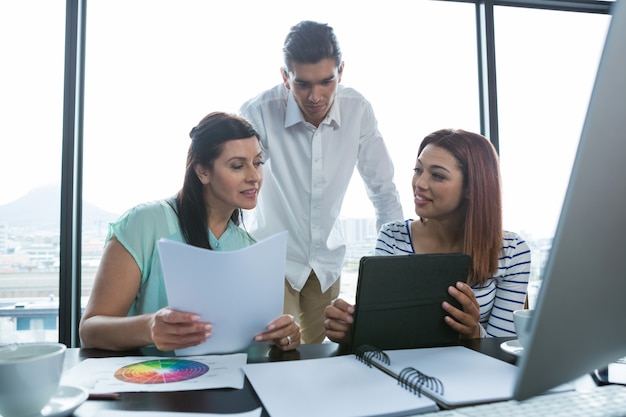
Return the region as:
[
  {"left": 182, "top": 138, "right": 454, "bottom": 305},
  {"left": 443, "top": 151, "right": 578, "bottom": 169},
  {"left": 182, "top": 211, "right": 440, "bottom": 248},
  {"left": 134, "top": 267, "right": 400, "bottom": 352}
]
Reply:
[
  {"left": 0, "top": 342, "right": 66, "bottom": 417},
  {"left": 513, "top": 309, "right": 534, "bottom": 349}
]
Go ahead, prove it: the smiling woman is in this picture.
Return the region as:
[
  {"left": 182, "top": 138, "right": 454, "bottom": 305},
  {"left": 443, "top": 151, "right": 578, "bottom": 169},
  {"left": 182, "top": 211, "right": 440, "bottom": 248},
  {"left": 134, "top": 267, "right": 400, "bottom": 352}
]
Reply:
[
  {"left": 78, "top": 112, "right": 302, "bottom": 353},
  {"left": 325, "top": 129, "right": 531, "bottom": 345}
]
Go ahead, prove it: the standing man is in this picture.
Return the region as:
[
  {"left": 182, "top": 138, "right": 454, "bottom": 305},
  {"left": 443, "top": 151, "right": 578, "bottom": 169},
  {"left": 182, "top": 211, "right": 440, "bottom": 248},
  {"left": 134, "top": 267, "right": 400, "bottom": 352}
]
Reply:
[{"left": 240, "top": 20, "right": 403, "bottom": 344}]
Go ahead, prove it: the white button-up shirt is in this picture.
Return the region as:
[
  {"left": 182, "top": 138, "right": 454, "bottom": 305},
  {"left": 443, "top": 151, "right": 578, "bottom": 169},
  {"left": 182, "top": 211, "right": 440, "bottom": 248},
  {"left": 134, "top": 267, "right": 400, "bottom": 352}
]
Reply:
[{"left": 240, "top": 84, "right": 403, "bottom": 292}]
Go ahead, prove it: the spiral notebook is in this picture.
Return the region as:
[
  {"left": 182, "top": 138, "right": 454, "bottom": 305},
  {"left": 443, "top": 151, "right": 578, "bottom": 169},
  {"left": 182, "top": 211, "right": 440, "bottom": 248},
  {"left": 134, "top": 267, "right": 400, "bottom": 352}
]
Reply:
[
  {"left": 243, "top": 344, "right": 558, "bottom": 416},
  {"left": 355, "top": 344, "right": 521, "bottom": 408}
]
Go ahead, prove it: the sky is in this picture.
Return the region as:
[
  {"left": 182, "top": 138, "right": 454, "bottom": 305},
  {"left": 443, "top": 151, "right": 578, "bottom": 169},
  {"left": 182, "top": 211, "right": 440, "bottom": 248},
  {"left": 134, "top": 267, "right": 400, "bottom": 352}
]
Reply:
[{"left": 0, "top": 0, "right": 611, "bottom": 241}]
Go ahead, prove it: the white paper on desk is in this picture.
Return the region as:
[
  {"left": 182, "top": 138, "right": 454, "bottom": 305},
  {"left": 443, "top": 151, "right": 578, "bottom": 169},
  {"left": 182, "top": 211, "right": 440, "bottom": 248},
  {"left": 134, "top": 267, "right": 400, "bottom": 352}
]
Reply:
[
  {"left": 158, "top": 231, "right": 288, "bottom": 356},
  {"left": 95, "top": 409, "right": 262, "bottom": 417},
  {"left": 60, "top": 353, "right": 247, "bottom": 393}
]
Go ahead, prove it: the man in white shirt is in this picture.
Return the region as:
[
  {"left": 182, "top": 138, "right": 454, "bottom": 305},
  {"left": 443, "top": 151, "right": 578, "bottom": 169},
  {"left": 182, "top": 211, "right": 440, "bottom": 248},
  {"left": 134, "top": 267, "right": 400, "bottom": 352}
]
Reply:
[{"left": 240, "top": 20, "right": 403, "bottom": 344}]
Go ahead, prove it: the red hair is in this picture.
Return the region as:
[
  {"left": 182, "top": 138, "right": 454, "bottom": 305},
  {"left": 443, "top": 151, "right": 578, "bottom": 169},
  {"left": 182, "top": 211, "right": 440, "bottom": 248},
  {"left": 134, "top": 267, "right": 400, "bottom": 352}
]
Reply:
[{"left": 419, "top": 129, "right": 502, "bottom": 286}]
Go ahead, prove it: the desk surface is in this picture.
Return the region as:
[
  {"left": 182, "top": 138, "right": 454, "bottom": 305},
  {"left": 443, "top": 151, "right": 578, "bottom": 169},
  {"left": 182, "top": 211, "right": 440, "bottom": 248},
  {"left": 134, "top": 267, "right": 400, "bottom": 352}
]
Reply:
[{"left": 69, "top": 337, "right": 517, "bottom": 416}]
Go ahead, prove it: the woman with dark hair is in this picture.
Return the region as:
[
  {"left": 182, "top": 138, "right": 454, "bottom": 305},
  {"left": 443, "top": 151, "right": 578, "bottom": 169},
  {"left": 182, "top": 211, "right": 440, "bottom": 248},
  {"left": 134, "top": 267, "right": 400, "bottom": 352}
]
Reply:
[
  {"left": 324, "top": 129, "right": 530, "bottom": 344},
  {"left": 79, "top": 112, "right": 300, "bottom": 352}
]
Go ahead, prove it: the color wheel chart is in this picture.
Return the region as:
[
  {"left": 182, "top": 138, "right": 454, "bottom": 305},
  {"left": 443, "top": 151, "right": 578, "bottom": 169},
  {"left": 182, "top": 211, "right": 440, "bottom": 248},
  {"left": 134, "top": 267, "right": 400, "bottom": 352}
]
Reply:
[{"left": 114, "top": 359, "right": 209, "bottom": 384}]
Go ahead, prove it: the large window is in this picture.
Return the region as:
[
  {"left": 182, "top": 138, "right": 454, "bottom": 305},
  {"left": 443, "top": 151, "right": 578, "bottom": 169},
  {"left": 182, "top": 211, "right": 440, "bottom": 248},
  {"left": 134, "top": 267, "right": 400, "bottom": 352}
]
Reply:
[
  {"left": 495, "top": 6, "right": 610, "bottom": 305},
  {"left": 82, "top": 0, "right": 479, "bottom": 303},
  {"left": 0, "top": 1, "right": 66, "bottom": 343}
]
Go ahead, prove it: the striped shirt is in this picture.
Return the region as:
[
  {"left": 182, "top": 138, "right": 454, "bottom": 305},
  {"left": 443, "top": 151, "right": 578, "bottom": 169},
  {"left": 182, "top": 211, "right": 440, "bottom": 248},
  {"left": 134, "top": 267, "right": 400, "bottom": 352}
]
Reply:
[{"left": 375, "top": 219, "right": 531, "bottom": 337}]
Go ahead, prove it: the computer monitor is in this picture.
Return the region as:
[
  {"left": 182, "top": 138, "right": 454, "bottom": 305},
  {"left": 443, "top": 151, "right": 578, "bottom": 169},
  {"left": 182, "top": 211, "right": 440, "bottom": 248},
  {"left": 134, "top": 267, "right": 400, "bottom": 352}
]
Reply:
[{"left": 513, "top": 0, "right": 626, "bottom": 401}]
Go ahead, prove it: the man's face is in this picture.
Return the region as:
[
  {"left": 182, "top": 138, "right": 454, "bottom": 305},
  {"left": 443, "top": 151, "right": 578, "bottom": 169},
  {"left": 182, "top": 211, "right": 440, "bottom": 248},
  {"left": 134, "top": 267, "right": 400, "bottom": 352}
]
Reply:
[{"left": 282, "top": 58, "right": 343, "bottom": 127}]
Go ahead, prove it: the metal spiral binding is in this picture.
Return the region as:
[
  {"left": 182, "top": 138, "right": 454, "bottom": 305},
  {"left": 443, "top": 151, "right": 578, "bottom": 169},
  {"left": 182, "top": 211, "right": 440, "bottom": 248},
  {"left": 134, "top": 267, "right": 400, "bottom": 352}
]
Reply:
[
  {"left": 398, "top": 366, "right": 444, "bottom": 396},
  {"left": 355, "top": 344, "right": 390, "bottom": 367}
]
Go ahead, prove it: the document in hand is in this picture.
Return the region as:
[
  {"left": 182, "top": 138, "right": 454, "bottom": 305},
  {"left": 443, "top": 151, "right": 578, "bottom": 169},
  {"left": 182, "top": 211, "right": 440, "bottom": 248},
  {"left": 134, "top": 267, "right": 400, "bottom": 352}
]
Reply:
[
  {"left": 242, "top": 355, "right": 439, "bottom": 417},
  {"left": 158, "top": 231, "right": 288, "bottom": 356}
]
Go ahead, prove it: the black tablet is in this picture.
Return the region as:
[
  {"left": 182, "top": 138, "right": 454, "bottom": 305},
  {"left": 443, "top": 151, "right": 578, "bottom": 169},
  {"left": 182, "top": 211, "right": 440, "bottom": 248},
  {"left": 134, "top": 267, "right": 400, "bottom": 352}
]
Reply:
[{"left": 349, "top": 253, "right": 471, "bottom": 352}]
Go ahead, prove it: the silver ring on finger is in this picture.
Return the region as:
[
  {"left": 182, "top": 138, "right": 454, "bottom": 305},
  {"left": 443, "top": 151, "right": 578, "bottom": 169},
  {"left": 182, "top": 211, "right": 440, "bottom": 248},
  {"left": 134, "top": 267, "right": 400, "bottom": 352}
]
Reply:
[{"left": 286, "top": 335, "right": 292, "bottom": 345}]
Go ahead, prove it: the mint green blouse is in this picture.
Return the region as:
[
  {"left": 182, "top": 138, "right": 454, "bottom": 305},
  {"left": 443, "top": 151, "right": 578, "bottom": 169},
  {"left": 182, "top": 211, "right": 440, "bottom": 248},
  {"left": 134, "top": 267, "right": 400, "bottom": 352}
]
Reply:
[{"left": 106, "top": 198, "right": 256, "bottom": 317}]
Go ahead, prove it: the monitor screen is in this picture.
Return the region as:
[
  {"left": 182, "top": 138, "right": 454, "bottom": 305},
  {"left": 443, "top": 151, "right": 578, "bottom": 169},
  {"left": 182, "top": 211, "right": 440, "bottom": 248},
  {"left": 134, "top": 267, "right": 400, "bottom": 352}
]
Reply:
[{"left": 513, "top": 0, "right": 626, "bottom": 400}]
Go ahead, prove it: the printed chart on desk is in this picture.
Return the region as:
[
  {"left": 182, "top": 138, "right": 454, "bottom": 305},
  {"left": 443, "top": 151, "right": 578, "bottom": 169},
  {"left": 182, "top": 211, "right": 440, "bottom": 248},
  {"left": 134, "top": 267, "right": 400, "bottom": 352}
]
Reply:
[
  {"left": 114, "top": 359, "right": 209, "bottom": 384},
  {"left": 61, "top": 353, "right": 247, "bottom": 393}
]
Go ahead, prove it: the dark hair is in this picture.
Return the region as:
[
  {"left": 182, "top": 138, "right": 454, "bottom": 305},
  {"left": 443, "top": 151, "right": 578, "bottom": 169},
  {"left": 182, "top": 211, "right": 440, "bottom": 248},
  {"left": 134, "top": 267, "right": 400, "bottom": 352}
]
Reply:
[
  {"left": 176, "top": 112, "right": 259, "bottom": 249},
  {"left": 283, "top": 20, "right": 342, "bottom": 72},
  {"left": 419, "top": 129, "right": 502, "bottom": 286}
]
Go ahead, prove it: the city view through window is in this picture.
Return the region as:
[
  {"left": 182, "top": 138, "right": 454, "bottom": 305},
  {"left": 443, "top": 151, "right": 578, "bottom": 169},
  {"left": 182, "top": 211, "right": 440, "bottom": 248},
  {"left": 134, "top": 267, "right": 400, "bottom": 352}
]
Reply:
[{"left": 0, "top": 0, "right": 610, "bottom": 344}]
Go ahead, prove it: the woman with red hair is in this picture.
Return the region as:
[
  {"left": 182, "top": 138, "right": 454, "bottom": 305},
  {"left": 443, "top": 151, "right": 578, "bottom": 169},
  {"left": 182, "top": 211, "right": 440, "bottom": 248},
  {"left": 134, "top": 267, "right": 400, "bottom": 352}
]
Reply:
[{"left": 325, "top": 129, "right": 530, "bottom": 344}]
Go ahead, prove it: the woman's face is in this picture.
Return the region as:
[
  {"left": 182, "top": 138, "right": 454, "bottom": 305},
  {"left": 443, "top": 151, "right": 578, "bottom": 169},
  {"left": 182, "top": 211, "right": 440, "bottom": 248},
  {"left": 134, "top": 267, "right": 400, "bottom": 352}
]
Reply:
[
  {"left": 412, "top": 144, "right": 466, "bottom": 221},
  {"left": 198, "top": 136, "right": 263, "bottom": 215}
]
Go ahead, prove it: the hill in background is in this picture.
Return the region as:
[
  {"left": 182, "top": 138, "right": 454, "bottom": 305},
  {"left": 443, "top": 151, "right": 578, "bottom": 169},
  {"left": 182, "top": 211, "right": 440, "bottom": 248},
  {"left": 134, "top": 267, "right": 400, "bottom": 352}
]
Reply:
[{"left": 0, "top": 185, "right": 120, "bottom": 232}]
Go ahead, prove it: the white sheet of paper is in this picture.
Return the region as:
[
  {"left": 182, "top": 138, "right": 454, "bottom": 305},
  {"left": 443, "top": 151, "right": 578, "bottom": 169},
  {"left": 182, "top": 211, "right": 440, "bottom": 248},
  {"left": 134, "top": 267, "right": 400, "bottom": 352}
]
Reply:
[
  {"left": 158, "top": 231, "right": 288, "bottom": 356},
  {"left": 94, "top": 408, "right": 262, "bottom": 417},
  {"left": 60, "top": 354, "right": 247, "bottom": 393}
]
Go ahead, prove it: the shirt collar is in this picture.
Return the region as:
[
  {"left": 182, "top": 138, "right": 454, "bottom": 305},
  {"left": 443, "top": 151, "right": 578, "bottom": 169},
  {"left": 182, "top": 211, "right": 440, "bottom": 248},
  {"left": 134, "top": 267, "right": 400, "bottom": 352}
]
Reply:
[
  {"left": 284, "top": 90, "right": 341, "bottom": 129},
  {"left": 208, "top": 219, "right": 235, "bottom": 249}
]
